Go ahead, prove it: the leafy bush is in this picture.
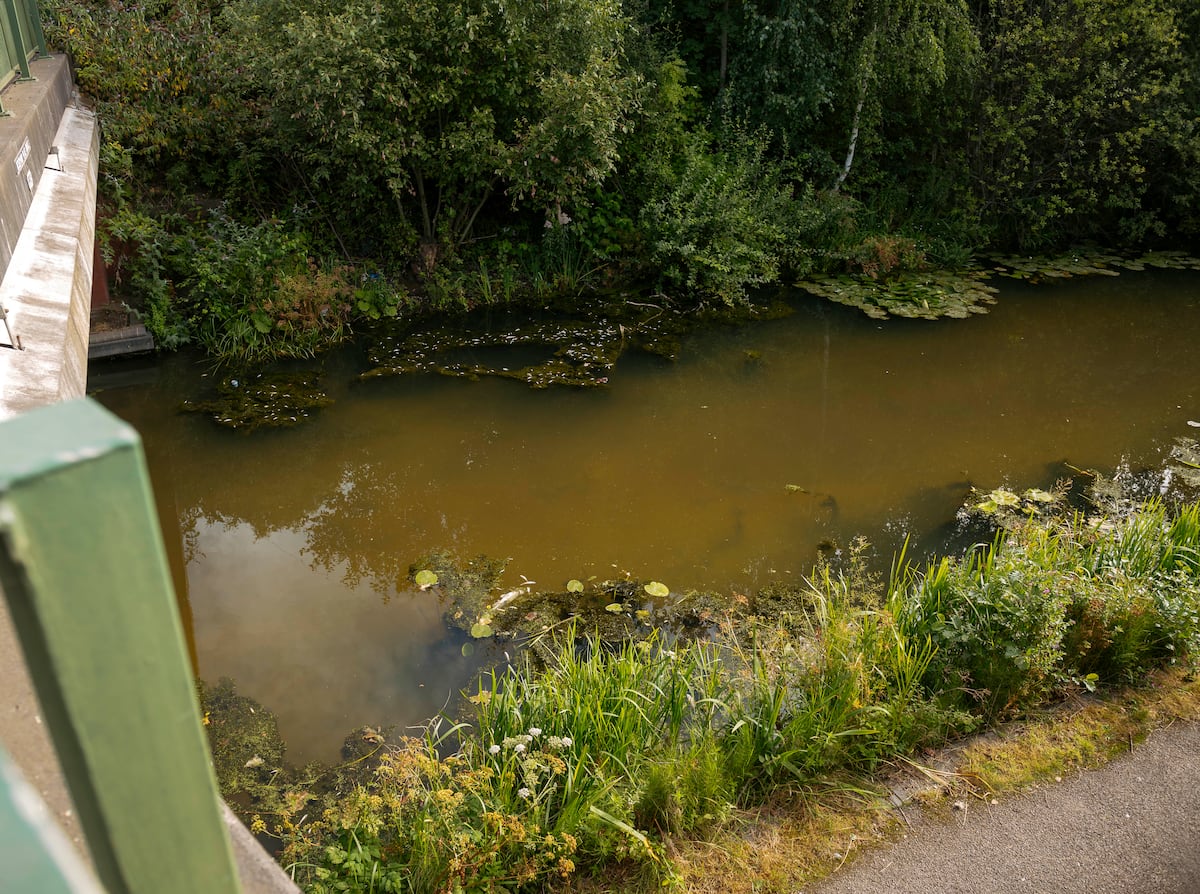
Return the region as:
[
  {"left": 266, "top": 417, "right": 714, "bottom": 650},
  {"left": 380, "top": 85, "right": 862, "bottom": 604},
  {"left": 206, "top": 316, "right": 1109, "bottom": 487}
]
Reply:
[
  {"left": 183, "top": 211, "right": 356, "bottom": 362},
  {"left": 897, "top": 499, "right": 1200, "bottom": 717},
  {"left": 640, "top": 127, "right": 802, "bottom": 305}
]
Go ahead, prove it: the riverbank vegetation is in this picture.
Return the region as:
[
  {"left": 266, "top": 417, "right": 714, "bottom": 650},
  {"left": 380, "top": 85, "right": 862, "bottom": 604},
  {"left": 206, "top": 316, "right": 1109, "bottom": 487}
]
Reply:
[
  {"left": 43, "top": 0, "right": 1200, "bottom": 359},
  {"left": 202, "top": 490, "right": 1200, "bottom": 892}
]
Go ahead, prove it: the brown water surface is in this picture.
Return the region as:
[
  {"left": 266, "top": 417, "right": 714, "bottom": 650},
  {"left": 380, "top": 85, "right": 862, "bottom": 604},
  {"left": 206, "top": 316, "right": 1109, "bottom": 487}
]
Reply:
[{"left": 92, "top": 272, "right": 1200, "bottom": 763}]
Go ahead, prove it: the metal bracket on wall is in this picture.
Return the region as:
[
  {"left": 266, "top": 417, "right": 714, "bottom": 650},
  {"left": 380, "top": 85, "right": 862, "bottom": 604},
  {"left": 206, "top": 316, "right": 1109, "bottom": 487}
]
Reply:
[{"left": 0, "top": 305, "right": 23, "bottom": 350}]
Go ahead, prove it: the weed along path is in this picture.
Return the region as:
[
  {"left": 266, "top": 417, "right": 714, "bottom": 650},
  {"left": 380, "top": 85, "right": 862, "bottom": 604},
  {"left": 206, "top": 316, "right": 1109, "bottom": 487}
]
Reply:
[{"left": 813, "top": 720, "right": 1200, "bottom": 894}]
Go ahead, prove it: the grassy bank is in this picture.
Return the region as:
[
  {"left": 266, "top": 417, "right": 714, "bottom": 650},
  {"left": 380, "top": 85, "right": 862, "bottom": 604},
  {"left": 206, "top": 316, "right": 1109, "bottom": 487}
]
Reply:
[{"left": 227, "top": 497, "right": 1200, "bottom": 893}]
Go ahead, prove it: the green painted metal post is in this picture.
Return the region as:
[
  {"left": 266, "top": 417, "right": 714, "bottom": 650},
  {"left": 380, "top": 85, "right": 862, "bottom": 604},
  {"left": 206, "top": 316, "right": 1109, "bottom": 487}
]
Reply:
[
  {"left": 0, "top": 0, "right": 30, "bottom": 79},
  {"left": 0, "top": 746, "right": 105, "bottom": 893},
  {"left": 23, "top": 0, "right": 46, "bottom": 58},
  {"left": 0, "top": 399, "right": 242, "bottom": 894}
]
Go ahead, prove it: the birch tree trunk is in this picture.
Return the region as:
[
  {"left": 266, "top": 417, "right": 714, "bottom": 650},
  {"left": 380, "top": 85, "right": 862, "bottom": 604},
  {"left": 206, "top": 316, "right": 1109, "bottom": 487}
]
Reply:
[{"left": 834, "top": 27, "right": 877, "bottom": 192}]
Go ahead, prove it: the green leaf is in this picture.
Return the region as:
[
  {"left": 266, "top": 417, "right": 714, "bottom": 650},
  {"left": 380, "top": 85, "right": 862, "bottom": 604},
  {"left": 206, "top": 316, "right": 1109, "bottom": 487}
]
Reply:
[
  {"left": 414, "top": 569, "right": 438, "bottom": 588},
  {"left": 470, "top": 621, "right": 494, "bottom": 638},
  {"left": 566, "top": 579, "right": 584, "bottom": 593},
  {"left": 988, "top": 489, "right": 1020, "bottom": 507},
  {"left": 644, "top": 581, "right": 669, "bottom": 598},
  {"left": 250, "top": 311, "right": 273, "bottom": 334},
  {"left": 605, "top": 602, "right": 625, "bottom": 613},
  {"left": 461, "top": 642, "right": 476, "bottom": 657},
  {"left": 1023, "top": 488, "right": 1056, "bottom": 503}
]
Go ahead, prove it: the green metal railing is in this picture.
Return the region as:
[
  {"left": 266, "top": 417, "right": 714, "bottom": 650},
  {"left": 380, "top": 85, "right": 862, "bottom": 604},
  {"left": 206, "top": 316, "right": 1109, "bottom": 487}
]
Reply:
[
  {"left": 0, "top": 400, "right": 241, "bottom": 893},
  {"left": 0, "top": 0, "right": 46, "bottom": 86}
]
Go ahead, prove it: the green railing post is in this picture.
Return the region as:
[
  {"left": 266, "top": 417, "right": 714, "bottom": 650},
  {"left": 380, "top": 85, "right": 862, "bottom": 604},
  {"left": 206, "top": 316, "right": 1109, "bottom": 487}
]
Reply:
[
  {"left": 0, "top": 0, "right": 31, "bottom": 79},
  {"left": 0, "top": 745, "right": 105, "bottom": 893},
  {"left": 22, "top": 0, "right": 46, "bottom": 57},
  {"left": 0, "top": 399, "right": 242, "bottom": 894}
]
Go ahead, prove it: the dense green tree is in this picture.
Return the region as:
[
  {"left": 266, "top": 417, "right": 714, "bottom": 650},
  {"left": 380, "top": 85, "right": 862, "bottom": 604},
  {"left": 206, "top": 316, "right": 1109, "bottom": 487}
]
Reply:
[
  {"left": 966, "top": 0, "right": 1200, "bottom": 248},
  {"left": 821, "top": 0, "right": 978, "bottom": 190},
  {"left": 226, "top": 0, "right": 639, "bottom": 262}
]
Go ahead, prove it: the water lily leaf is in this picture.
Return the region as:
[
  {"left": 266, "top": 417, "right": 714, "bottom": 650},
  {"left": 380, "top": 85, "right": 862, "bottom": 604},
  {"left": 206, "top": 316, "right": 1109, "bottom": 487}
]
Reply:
[
  {"left": 1024, "top": 488, "right": 1055, "bottom": 503},
  {"left": 976, "top": 500, "right": 999, "bottom": 513},
  {"left": 605, "top": 602, "right": 625, "bottom": 613},
  {"left": 470, "top": 622, "right": 494, "bottom": 638},
  {"left": 414, "top": 569, "right": 438, "bottom": 588},
  {"left": 988, "top": 489, "right": 1020, "bottom": 507},
  {"left": 644, "top": 581, "right": 670, "bottom": 598},
  {"left": 461, "top": 642, "right": 475, "bottom": 658},
  {"left": 566, "top": 579, "right": 584, "bottom": 593}
]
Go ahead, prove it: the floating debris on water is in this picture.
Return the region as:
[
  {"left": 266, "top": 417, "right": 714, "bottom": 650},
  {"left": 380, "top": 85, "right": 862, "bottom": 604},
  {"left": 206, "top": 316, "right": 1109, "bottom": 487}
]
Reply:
[
  {"left": 363, "top": 313, "right": 674, "bottom": 387},
  {"left": 180, "top": 369, "right": 333, "bottom": 431}
]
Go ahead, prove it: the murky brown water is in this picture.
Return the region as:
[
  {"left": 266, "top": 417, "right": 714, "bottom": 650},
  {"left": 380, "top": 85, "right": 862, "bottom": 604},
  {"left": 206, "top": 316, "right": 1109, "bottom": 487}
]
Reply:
[{"left": 92, "top": 271, "right": 1200, "bottom": 763}]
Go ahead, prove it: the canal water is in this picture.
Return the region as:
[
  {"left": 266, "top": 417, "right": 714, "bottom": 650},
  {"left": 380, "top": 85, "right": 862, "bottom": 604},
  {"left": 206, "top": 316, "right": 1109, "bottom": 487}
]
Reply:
[{"left": 92, "top": 271, "right": 1200, "bottom": 764}]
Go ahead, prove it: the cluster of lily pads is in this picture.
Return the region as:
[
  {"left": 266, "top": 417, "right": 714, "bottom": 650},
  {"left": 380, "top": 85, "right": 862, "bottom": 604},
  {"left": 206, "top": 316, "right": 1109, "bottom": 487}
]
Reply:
[
  {"left": 794, "top": 249, "right": 1200, "bottom": 321},
  {"left": 983, "top": 249, "right": 1200, "bottom": 283},
  {"left": 412, "top": 563, "right": 677, "bottom": 644},
  {"left": 794, "top": 269, "right": 999, "bottom": 320},
  {"left": 973, "top": 486, "right": 1058, "bottom": 516}
]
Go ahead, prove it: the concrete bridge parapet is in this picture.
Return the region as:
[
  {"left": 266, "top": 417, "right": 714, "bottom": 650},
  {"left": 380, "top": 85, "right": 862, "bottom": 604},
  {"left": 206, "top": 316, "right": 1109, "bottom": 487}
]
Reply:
[{"left": 0, "top": 54, "right": 99, "bottom": 420}]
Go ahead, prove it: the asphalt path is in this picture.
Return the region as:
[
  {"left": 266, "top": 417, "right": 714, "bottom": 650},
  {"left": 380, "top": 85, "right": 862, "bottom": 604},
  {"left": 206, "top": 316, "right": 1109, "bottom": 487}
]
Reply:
[{"left": 812, "top": 721, "right": 1200, "bottom": 894}]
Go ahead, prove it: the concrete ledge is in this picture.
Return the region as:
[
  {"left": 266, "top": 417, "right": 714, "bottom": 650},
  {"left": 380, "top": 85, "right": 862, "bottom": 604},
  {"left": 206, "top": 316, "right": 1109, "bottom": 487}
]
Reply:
[
  {"left": 0, "top": 101, "right": 98, "bottom": 420},
  {"left": 88, "top": 324, "right": 154, "bottom": 360},
  {"left": 0, "top": 55, "right": 75, "bottom": 281}
]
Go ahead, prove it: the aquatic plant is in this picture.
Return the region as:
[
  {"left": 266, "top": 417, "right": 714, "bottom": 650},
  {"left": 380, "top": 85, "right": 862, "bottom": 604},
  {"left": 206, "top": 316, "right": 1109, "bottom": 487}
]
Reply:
[
  {"left": 983, "top": 249, "right": 1200, "bottom": 283},
  {"left": 794, "top": 268, "right": 999, "bottom": 320},
  {"left": 179, "top": 370, "right": 333, "bottom": 431}
]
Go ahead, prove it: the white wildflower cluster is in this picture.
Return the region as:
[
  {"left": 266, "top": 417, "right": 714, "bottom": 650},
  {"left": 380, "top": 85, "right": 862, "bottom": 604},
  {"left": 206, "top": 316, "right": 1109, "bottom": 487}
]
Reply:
[
  {"left": 493, "top": 728, "right": 573, "bottom": 756},
  {"left": 500, "top": 733, "right": 535, "bottom": 751}
]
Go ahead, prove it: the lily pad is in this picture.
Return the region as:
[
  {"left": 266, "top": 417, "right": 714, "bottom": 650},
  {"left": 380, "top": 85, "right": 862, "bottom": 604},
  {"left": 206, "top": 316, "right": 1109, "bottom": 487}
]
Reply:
[
  {"left": 566, "top": 579, "right": 584, "bottom": 593},
  {"left": 461, "top": 642, "right": 476, "bottom": 657},
  {"left": 794, "top": 269, "right": 999, "bottom": 320},
  {"left": 470, "top": 621, "right": 494, "bottom": 639},
  {"left": 988, "top": 489, "right": 1021, "bottom": 507},
  {"left": 1023, "top": 488, "right": 1056, "bottom": 503},
  {"left": 605, "top": 602, "right": 626, "bottom": 614},
  {"left": 414, "top": 569, "right": 439, "bottom": 589},
  {"left": 643, "top": 581, "right": 670, "bottom": 598}
]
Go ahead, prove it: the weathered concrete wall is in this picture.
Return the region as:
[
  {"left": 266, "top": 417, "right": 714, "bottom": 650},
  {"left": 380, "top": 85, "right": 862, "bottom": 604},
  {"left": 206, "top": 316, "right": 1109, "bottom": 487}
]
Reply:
[
  {"left": 0, "top": 56, "right": 74, "bottom": 282},
  {"left": 0, "top": 70, "right": 99, "bottom": 420}
]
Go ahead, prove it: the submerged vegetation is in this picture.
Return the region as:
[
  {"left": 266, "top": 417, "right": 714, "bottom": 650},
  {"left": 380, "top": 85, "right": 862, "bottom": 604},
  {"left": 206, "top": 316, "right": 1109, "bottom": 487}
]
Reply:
[
  {"left": 45, "top": 0, "right": 1200, "bottom": 360},
  {"left": 203, "top": 492, "right": 1200, "bottom": 893},
  {"left": 180, "top": 369, "right": 333, "bottom": 431}
]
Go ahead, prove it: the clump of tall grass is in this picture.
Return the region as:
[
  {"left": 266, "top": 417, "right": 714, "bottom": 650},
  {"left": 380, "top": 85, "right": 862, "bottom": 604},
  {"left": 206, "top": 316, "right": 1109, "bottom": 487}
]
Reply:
[{"left": 895, "top": 498, "right": 1200, "bottom": 719}]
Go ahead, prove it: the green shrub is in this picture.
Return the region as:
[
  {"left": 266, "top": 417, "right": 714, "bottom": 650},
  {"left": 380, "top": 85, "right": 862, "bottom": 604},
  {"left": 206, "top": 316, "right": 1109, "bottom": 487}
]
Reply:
[
  {"left": 640, "top": 126, "right": 799, "bottom": 305},
  {"left": 183, "top": 211, "right": 355, "bottom": 363}
]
